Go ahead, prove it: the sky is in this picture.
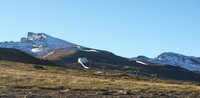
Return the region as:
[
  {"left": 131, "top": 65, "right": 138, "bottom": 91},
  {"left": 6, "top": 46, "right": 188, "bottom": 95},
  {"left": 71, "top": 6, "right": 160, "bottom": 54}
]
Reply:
[{"left": 0, "top": 0, "right": 200, "bottom": 58}]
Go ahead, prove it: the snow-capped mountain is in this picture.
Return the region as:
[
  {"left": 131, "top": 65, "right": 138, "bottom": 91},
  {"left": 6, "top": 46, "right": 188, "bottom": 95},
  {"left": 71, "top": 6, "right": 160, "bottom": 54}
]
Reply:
[
  {"left": 133, "top": 52, "right": 200, "bottom": 73},
  {"left": 0, "top": 32, "right": 79, "bottom": 56}
]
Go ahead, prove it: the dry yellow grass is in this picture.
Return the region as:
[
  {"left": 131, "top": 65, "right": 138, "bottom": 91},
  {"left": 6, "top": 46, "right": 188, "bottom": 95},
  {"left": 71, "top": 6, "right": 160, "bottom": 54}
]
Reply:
[{"left": 1, "top": 60, "right": 200, "bottom": 97}]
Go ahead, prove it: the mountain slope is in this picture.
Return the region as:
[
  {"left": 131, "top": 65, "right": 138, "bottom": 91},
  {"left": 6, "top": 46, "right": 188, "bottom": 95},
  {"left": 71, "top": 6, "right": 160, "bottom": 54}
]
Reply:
[
  {"left": 133, "top": 52, "right": 200, "bottom": 73},
  {"left": 39, "top": 48, "right": 200, "bottom": 82},
  {"left": 0, "top": 48, "right": 54, "bottom": 65},
  {"left": 0, "top": 32, "right": 78, "bottom": 56}
]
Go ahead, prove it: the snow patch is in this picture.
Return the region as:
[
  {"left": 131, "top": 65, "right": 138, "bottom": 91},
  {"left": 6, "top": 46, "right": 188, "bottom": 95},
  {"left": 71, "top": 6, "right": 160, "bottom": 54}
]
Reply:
[
  {"left": 84, "top": 50, "right": 99, "bottom": 53},
  {"left": 42, "top": 51, "right": 55, "bottom": 58},
  {"left": 31, "top": 48, "right": 43, "bottom": 53},
  {"left": 78, "top": 58, "right": 90, "bottom": 69},
  {"left": 136, "top": 61, "right": 148, "bottom": 65},
  {"left": 77, "top": 46, "right": 83, "bottom": 51},
  {"left": 77, "top": 46, "right": 99, "bottom": 53}
]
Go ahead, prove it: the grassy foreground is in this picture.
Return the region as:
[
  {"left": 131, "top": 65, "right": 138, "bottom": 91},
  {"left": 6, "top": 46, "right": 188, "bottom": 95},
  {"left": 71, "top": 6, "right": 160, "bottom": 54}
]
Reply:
[{"left": 1, "top": 60, "right": 200, "bottom": 98}]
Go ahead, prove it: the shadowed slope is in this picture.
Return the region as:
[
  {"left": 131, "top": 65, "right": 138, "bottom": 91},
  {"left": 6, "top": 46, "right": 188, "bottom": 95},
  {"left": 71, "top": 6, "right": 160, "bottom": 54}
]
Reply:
[
  {"left": 0, "top": 48, "right": 54, "bottom": 65},
  {"left": 41, "top": 49, "right": 200, "bottom": 82}
]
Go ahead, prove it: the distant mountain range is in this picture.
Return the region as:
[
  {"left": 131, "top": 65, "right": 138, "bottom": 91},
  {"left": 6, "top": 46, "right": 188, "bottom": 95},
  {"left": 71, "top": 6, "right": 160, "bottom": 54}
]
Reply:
[
  {"left": 1, "top": 32, "right": 200, "bottom": 82},
  {"left": 133, "top": 52, "right": 200, "bottom": 73}
]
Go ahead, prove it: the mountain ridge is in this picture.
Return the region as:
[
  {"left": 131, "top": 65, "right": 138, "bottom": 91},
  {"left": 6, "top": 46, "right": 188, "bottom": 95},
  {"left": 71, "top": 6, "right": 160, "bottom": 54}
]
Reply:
[
  {"left": 0, "top": 32, "right": 79, "bottom": 56},
  {"left": 133, "top": 52, "right": 200, "bottom": 73}
]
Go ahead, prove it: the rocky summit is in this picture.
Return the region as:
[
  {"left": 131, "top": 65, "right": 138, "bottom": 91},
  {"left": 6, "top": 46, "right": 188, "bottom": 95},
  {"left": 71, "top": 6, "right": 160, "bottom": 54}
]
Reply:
[{"left": 0, "top": 32, "right": 78, "bottom": 56}]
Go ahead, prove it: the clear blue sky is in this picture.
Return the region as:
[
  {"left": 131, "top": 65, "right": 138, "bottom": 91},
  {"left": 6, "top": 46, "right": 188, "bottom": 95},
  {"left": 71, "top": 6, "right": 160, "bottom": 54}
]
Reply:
[{"left": 0, "top": 0, "right": 200, "bottom": 58}]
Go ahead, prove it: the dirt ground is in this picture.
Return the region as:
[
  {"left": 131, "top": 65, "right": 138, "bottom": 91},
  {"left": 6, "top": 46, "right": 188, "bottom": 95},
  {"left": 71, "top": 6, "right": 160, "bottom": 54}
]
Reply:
[{"left": 1, "top": 87, "right": 200, "bottom": 98}]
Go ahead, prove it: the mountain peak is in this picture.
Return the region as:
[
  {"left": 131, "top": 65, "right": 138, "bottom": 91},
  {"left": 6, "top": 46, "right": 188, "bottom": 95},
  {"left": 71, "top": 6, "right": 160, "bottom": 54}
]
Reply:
[
  {"left": 133, "top": 55, "right": 150, "bottom": 62},
  {"left": 1, "top": 32, "right": 78, "bottom": 56},
  {"left": 21, "top": 32, "right": 47, "bottom": 42},
  {"left": 133, "top": 52, "right": 200, "bottom": 73},
  {"left": 156, "top": 52, "right": 183, "bottom": 60},
  {"left": 27, "top": 32, "right": 46, "bottom": 41}
]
